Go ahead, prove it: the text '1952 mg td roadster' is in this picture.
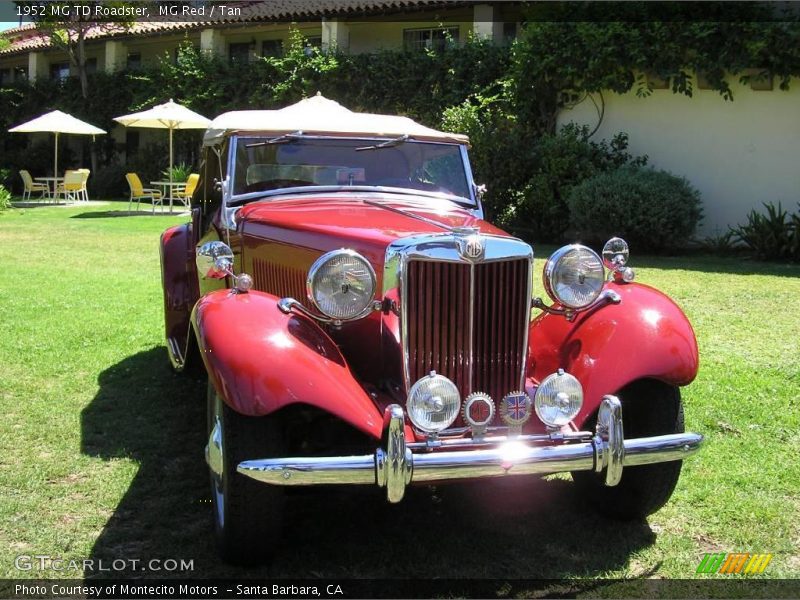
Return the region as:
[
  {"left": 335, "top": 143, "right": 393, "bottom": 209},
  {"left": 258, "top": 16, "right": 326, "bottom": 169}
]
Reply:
[{"left": 159, "top": 95, "right": 703, "bottom": 564}]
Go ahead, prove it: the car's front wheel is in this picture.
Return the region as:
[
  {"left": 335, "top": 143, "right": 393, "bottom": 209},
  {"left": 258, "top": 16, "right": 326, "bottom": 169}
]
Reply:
[
  {"left": 207, "top": 382, "right": 285, "bottom": 565},
  {"left": 572, "top": 379, "right": 685, "bottom": 520}
]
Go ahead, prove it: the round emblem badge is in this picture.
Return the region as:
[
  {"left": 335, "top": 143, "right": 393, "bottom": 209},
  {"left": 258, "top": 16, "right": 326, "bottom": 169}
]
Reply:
[
  {"left": 462, "top": 392, "right": 495, "bottom": 427},
  {"left": 499, "top": 391, "right": 532, "bottom": 426}
]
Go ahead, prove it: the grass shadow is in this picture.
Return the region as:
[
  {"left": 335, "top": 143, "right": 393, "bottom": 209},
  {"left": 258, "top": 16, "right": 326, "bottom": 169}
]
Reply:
[
  {"left": 82, "top": 348, "right": 656, "bottom": 581},
  {"left": 71, "top": 210, "right": 186, "bottom": 219}
]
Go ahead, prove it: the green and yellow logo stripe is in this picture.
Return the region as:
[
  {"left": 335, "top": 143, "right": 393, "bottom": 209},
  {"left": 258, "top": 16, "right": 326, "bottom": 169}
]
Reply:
[{"left": 696, "top": 553, "right": 772, "bottom": 574}]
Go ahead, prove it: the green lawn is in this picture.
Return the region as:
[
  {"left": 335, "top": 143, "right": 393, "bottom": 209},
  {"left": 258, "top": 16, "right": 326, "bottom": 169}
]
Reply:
[{"left": 0, "top": 203, "right": 798, "bottom": 595}]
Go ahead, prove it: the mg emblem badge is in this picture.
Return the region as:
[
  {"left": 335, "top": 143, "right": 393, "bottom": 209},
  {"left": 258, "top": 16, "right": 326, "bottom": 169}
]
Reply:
[
  {"left": 465, "top": 236, "right": 484, "bottom": 259},
  {"left": 457, "top": 232, "right": 485, "bottom": 262}
]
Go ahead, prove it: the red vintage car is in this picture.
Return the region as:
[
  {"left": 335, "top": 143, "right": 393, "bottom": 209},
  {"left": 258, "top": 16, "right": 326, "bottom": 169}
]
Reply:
[{"left": 160, "top": 95, "right": 703, "bottom": 565}]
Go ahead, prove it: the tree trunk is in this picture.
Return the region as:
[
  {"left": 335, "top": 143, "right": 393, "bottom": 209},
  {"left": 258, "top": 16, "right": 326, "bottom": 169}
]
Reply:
[{"left": 76, "top": 29, "right": 98, "bottom": 176}]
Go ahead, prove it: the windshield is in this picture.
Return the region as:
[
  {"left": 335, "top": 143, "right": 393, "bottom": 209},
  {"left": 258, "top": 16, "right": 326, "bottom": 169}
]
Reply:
[{"left": 232, "top": 136, "right": 472, "bottom": 203}]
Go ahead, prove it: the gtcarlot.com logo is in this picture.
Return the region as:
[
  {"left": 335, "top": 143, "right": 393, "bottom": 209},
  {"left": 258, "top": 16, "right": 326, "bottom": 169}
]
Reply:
[
  {"left": 15, "top": 555, "right": 194, "bottom": 573},
  {"left": 696, "top": 553, "right": 772, "bottom": 575}
]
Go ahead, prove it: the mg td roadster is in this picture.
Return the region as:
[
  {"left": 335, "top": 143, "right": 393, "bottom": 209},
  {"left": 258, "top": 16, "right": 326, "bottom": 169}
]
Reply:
[{"left": 159, "top": 95, "right": 703, "bottom": 564}]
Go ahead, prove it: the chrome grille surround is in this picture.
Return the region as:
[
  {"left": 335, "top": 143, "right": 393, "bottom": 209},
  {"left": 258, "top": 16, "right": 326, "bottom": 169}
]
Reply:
[{"left": 383, "top": 233, "right": 534, "bottom": 403}]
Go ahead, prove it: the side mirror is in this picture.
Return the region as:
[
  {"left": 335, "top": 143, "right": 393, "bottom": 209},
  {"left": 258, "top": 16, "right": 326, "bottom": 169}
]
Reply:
[{"left": 197, "top": 241, "right": 234, "bottom": 280}]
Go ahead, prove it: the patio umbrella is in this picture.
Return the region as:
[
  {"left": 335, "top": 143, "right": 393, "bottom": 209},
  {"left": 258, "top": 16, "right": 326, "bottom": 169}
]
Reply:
[
  {"left": 8, "top": 110, "right": 106, "bottom": 178},
  {"left": 113, "top": 99, "right": 211, "bottom": 198}
]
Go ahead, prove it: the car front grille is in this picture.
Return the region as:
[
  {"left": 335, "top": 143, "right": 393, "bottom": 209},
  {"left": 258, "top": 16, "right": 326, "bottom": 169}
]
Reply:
[{"left": 405, "top": 258, "right": 531, "bottom": 404}]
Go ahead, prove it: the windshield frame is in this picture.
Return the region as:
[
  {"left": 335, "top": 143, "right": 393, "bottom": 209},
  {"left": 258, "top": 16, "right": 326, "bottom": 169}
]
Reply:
[{"left": 225, "top": 134, "right": 479, "bottom": 209}]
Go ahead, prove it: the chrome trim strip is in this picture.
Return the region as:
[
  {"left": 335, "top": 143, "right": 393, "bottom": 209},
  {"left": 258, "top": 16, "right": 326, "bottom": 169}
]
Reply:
[
  {"left": 520, "top": 251, "right": 533, "bottom": 390},
  {"left": 237, "top": 404, "right": 704, "bottom": 502},
  {"left": 459, "top": 144, "right": 483, "bottom": 217},
  {"left": 468, "top": 262, "right": 475, "bottom": 390}
]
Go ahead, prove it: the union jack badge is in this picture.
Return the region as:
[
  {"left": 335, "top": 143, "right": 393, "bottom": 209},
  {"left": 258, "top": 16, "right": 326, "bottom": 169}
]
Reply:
[{"left": 499, "top": 391, "right": 532, "bottom": 431}]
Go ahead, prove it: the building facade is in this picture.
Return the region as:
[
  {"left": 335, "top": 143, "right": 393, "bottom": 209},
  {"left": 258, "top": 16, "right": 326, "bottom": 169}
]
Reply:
[{"left": 0, "top": 1, "right": 521, "bottom": 85}]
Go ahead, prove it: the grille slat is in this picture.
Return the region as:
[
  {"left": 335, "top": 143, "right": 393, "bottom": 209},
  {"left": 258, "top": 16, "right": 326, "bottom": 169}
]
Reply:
[
  {"left": 406, "top": 259, "right": 529, "bottom": 411},
  {"left": 252, "top": 258, "right": 307, "bottom": 304}
]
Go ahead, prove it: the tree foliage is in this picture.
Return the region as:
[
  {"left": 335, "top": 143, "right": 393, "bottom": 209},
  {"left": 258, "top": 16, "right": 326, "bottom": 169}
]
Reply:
[{"left": 512, "top": 4, "right": 800, "bottom": 135}]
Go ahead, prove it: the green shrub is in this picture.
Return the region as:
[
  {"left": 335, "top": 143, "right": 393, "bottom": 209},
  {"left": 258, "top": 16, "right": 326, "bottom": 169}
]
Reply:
[
  {"left": 567, "top": 166, "right": 703, "bottom": 252},
  {"left": 731, "top": 202, "right": 797, "bottom": 261},
  {"left": 790, "top": 208, "right": 800, "bottom": 262},
  {"left": 0, "top": 184, "right": 11, "bottom": 211},
  {"left": 499, "top": 125, "right": 647, "bottom": 243},
  {"left": 700, "top": 230, "right": 739, "bottom": 256},
  {"left": 442, "top": 91, "right": 536, "bottom": 221},
  {"left": 163, "top": 162, "right": 192, "bottom": 183}
]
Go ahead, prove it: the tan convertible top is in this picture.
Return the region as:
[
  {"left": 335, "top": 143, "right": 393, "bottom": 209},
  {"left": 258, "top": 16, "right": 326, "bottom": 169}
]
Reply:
[{"left": 203, "top": 93, "right": 469, "bottom": 146}]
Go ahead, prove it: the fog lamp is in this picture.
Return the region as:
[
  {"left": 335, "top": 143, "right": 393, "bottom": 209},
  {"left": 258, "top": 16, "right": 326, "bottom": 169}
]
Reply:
[
  {"left": 407, "top": 372, "right": 460, "bottom": 433},
  {"left": 534, "top": 369, "right": 583, "bottom": 427}
]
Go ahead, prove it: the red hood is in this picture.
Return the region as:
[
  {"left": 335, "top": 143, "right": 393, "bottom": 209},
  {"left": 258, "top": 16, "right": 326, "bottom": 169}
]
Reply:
[{"left": 237, "top": 192, "right": 510, "bottom": 263}]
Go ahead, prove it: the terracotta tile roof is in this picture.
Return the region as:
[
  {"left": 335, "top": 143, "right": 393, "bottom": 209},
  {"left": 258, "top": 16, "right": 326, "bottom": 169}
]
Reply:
[{"left": 0, "top": 1, "right": 472, "bottom": 56}]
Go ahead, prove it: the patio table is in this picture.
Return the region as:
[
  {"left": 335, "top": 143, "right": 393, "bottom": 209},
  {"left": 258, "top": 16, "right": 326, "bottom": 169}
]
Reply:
[
  {"left": 34, "top": 177, "right": 64, "bottom": 203},
  {"left": 150, "top": 180, "right": 187, "bottom": 214}
]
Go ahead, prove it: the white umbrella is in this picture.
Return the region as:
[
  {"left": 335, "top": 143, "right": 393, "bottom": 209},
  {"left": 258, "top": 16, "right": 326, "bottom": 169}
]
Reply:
[
  {"left": 9, "top": 110, "right": 106, "bottom": 178},
  {"left": 114, "top": 99, "right": 211, "bottom": 200}
]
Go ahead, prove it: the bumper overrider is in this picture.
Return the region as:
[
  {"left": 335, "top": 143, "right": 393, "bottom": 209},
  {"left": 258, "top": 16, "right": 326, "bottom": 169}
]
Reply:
[{"left": 234, "top": 396, "right": 703, "bottom": 503}]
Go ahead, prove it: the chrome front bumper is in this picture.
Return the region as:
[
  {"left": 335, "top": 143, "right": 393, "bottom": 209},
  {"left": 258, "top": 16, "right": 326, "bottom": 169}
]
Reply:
[{"left": 235, "top": 396, "right": 703, "bottom": 503}]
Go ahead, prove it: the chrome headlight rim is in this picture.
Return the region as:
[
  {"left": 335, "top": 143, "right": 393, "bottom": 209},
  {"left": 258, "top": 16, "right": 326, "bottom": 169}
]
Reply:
[
  {"left": 306, "top": 248, "right": 377, "bottom": 322},
  {"left": 406, "top": 372, "right": 461, "bottom": 433},
  {"left": 533, "top": 369, "right": 584, "bottom": 427},
  {"left": 542, "top": 244, "right": 605, "bottom": 310}
]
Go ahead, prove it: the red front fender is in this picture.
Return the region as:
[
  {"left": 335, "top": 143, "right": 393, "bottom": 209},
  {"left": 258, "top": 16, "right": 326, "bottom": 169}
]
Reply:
[
  {"left": 192, "top": 290, "right": 382, "bottom": 439},
  {"left": 528, "top": 282, "right": 699, "bottom": 429}
]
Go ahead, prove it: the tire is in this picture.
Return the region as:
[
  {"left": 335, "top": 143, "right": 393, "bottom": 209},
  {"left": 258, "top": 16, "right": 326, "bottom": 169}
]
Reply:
[
  {"left": 572, "top": 379, "right": 685, "bottom": 520},
  {"left": 207, "top": 382, "right": 286, "bottom": 565}
]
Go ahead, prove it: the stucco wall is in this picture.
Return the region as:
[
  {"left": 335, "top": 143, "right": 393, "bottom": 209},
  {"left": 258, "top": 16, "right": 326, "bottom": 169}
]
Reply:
[{"left": 557, "top": 77, "right": 800, "bottom": 235}]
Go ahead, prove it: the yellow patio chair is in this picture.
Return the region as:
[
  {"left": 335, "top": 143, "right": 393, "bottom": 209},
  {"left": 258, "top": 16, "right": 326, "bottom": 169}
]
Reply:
[
  {"left": 125, "top": 172, "right": 163, "bottom": 214},
  {"left": 56, "top": 170, "right": 84, "bottom": 203},
  {"left": 19, "top": 170, "right": 49, "bottom": 202},
  {"left": 176, "top": 173, "right": 199, "bottom": 207}
]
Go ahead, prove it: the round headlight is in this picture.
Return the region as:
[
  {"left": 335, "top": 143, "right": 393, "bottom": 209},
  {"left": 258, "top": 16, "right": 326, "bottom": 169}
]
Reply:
[
  {"left": 307, "top": 249, "right": 376, "bottom": 321},
  {"left": 534, "top": 369, "right": 583, "bottom": 427},
  {"left": 543, "top": 244, "right": 605, "bottom": 309},
  {"left": 407, "top": 372, "right": 461, "bottom": 433}
]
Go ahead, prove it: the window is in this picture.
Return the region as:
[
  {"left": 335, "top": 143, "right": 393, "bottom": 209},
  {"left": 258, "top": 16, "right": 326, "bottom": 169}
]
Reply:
[
  {"left": 303, "top": 35, "right": 321, "bottom": 55},
  {"left": 127, "top": 52, "right": 142, "bottom": 70},
  {"left": 233, "top": 137, "right": 471, "bottom": 203},
  {"left": 502, "top": 22, "right": 518, "bottom": 44},
  {"left": 14, "top": 66, "right": 28, "bottom": 81},
  {"left": 0, "top": 69, "right": 11, "bottom": 86},
  {"left": 50, "top": 62, "right": 70, "bottom": 81},
  {"left": 229, "top": 42, "right": 251, "bottom": 64},
  {"left": 261, "top": 39, "right": 283, "bottom": 58},
  {"left": 85, "top": 57, "right": 97, "bottom": 74},
  {"left": 403, "top": 27, "right": 459, "bottom": 51}
]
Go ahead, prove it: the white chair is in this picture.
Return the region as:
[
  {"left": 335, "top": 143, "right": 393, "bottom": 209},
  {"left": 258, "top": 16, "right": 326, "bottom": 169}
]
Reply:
[
  {"left": 75, "top": 168, "right": 90, "bottom": 201},
  {"left": 19, "top": 170, "right": 49, "bottom": 202}
]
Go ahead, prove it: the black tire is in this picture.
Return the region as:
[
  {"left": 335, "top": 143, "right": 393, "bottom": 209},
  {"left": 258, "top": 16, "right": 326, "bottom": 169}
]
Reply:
[
  {"left": 207, "top": 382, "right": 286, "bottom": 565},
  {"left": 572, "top": 379, "right": 685, "bottom": 520}
]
